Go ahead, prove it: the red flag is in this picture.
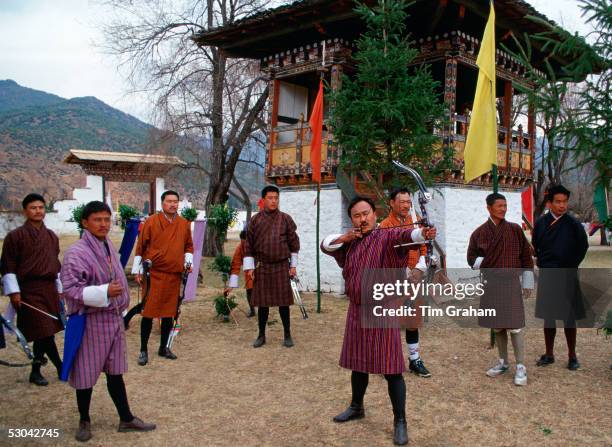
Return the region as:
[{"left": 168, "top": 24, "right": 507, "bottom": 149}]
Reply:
[
  {"left": 257, "top": 198, "right": 264, "bottom": 211},
  {"left": 309, "top": 80, "right": 324, "bottom": 184}
]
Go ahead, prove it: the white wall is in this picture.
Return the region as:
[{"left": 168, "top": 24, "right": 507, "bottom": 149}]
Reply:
[
  {"left": 155, "top": 177, "right": 165, "bottom": 211},
  {"left": 279, "top": 187, "right": 350, "bottom": 294},
  {"left": 427, "top": 186, "right": 523, "bottom": 268}
]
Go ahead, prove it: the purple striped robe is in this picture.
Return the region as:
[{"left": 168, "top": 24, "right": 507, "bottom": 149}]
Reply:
[
  {"left": 321, "top": 228, "right": 417, "bottom": 374},
  {"left": 61, "top": 231, "right": 130, "bottom": 389}
]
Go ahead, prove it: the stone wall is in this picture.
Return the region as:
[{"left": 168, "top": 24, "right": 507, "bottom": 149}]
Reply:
[{"left": 279, "top": 187, "right": 350, "bottom": 294}]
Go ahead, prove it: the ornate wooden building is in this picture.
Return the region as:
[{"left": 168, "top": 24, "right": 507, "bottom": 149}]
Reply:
[
  {"left": 195, "top": 0, "right": 583, "bottom": 284},
  {"left": 195, "top": 0, "right": 576, "bottom": 193}
]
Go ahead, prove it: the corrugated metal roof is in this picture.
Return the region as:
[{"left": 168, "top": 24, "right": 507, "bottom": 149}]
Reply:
[{"left": 64, "top": 149, "right": 186, "bottom": 166}]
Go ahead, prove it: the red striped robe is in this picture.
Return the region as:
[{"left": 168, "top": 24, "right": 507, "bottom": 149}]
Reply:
[
  {"left": 61, "top": 231, "right": 130, "bottom": 389},
  {"left": 321, "top": 228, "right": 417, "bottom": 374}
]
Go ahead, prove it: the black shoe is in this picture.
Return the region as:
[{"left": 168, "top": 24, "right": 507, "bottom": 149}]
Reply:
[
  {"left": 247, "top": 308, "right": 256, "bottom": 318},
  {"left": 536, "top": 354, "right": 555, "bottom": 367},
  {"left": 409, "top": 358, "right": 432, "bottom": 378},
  {"left": 158, "top": 348, "right": 177, "bottom": 360},
  {"left": 568, "top": 358, "right": 581, "bottom": 371},
  {"left": 333, "top": 404, "right": 365, "bottom": 423},
  {"left": 29, "top": 370, "right": 49, "bottom": 386},
  {"left": 253, "top": 336, "right": 266, "bottom": 348},
  {"left": 393, "top": 417, "right": 408, "bottom": 445},
  {"left": 138, "top": 351, "right": 148, "bottom": 366},
  {"left": 75, "top": 421, "right": 92, "bottom": 442},
  {"left": 283, "top": 336, "right": 294, "bottom": 348}
]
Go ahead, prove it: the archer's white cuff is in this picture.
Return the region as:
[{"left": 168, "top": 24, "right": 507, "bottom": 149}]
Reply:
[
  {"left": 82, "top": 284, "right": 110, "bottom": 307},
  {"left": 322, "top": 234, "right": 344, "bottom": 251},
  {"left": 184, "top": 252, "right": 194, "bottom": 267},
  {"left": 131, "top": 256, "right": 142, "bottom": 275},
  {"left": 2, "top": 273, "right": 20, "bottom": 295},
  {"left": 244, "top": 257, "right": 255, "bottom": 271},
  {"left": 411, "top": 229, "right": 426, "bottom": 243},
  {"left": 290, "top": 253, "right": 298, "bottom": 268},
  {"left": 415, "top": 256, "right": 427, "bottom": 272},
  {"left": 472, "top": 257, "right": 484, "bottom": 270},
  {"left": 522, "top": 270, "right": 535, "bottom": 289},
  {"left": 228, "top": 274, "right": 239, "bottom": 288},
  {"left": 56, "top": 273, "right": 63, "bottom": 293}
]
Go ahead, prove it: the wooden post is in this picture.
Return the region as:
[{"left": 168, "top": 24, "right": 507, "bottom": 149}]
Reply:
[
  {"left": 267, "top": 79, "right": 280, "bottom": 177},
  {"left": 503, "top": 80, "right": 513, "bottom": 173},
  {"left": 149, "top": 180, "right": 156, "bottom": 215},
  {"left": 527, "top": 100, "right": 536, "bottom": 176},
  {"left": 444, "top": 56, "right": 458, "bottom": 148}
]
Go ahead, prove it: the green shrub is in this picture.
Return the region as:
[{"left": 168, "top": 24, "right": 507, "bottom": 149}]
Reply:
[
  {"left": 208, "top": 203, "right": 238, "bottom": 244},
  {"left": 70, "top": 204, "right": 86, "bottom": 232},
  {"left": 213, "top": 294, "right": 237, "bottom": 319},
  {"left": 181, "top": 207, "right": 198, "bottom": 222},
  {"left": 119, "top": 204, "right": 139, "bottom": 229},
  {"left": 209, "top": 254, "right": 231, "bottom": 282}
]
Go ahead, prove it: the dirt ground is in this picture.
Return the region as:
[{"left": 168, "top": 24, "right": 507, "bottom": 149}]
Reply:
[{"left": 0, "top": 232, "right": 610, "bottom": 446}]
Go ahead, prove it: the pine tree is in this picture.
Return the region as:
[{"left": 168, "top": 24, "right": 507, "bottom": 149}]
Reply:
[{"left": 329, "top": 0, "right": 449, "bottom": 187}]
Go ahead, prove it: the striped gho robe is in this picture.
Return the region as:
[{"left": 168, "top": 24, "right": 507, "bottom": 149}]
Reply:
[
  {"left": 321, "top": 227, "right": 426, "bottom": 374},
  {"left": 61, "top": 230, "right": 130, "bottom": 390},
  {"left": 467, "top": 218, "right": 534, "bottom": 329},
  {"left": 0, "top": 221, "right": 63, "bottom": 342},
  {"left": 244, "top": 209, "right": 300, "bottom": 307}
]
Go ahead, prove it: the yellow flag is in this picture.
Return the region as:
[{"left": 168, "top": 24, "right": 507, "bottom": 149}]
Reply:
[{"left": 464, "top": 1, "right": 497, "bottom": 183}]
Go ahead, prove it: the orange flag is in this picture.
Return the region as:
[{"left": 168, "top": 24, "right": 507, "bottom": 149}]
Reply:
[{"left": 309, "top": 80, "right": 324, "bottom": 184}]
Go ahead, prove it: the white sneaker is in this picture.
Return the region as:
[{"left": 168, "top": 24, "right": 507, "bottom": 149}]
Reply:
[
  {"left": 486, "top": 359, "right": 509, "bottom": 377},
  {"left": 514, "top": 364, "right": 527, "bottom": 386}
]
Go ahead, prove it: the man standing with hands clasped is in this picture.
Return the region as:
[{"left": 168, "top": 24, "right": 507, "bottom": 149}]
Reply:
[{"left": 244, "top": 186, "right": 300, "bottom": 348}]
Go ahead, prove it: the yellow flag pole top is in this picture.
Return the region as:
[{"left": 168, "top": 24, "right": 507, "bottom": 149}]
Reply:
[{"left": 463, "top": 1, "right": 497, "bottom": 184}]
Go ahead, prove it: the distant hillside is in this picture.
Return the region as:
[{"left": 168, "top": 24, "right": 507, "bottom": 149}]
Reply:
[
  {"left": 0, "top": 80, "right": 65, "bottom": 113},
  {"left": 0, "top": 80, "right": 263, "bottom": 210}
]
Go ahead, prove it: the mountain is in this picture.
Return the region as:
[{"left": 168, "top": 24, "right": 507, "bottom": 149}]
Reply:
[
  {"left": 0, "top": 80, "right": 263, "bottom": 210},
  {"left": 0, "top": 80, "right": 64, "bottom": 113}
]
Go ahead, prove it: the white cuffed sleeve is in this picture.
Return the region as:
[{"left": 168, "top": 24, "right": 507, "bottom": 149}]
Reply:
[
  {"left": 243, "top": 257, "right": 255, "bottom": 270},
  {"left": 228, "top": 274, "right": 239, "bottom": 288},
  {"left": 410, "top": 228, "right": 426, "bottom": 243},
  {"left": 184, "top": 252, "right": 194, "bottom": 267},
  {"left": 131, "top": 255, "right": 142, "bottom": 275},
  {"left": 290, "top": 253, "right": 298, "bottom": 268},
  {"left": 322, "top": 234, "right": 344, "bottom": 251},
  {"left": 82, "top": 284, "right": 110, "bottom": 307},
  {"left": 2, "top": 273, "right": 20, "bottom": 295},
  {"left": 415, "top": 256, "right": 428, "bottom": 272},
  {"left": 472, "top": 257, "right": 484, "bottom": 270},
  {"left": 521, "top": 270, "right": 535, "bottom": 289},
  {"left": 55, "top": 273, "right": 63, "bottom": 293}
]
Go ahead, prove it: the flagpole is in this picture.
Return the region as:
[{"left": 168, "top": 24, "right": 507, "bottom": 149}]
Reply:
[{"left": 316, "top": 181, "right": 321, "bottom": 313}]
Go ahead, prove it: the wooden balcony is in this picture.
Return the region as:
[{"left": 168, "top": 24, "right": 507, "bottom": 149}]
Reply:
[{"left": 266, "top": 115, "right": 534, "bottom": 189}]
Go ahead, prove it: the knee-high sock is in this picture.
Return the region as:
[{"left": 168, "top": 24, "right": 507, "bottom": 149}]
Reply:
[
  {"left": 405, "top": 329, "right": 419, "bottom": 360},
  {"left": 279, "top": 306, "right": 290, "bottom": 337},
  {"left": 44, "top": 336, "right": 62, "bottom": 371},
  {"left": 510, "top": 330, "right": 525, "bottom": 365},
  {"left": 76, "top": 388, "right": 93, "bottom": 423},
  {"left": 384, "top": 374, "right": 406, "bottom": 420},
  {"left": 495, "top": 329, "right": 509, "bottom": 363},
  {"left": 350, "top": 371, "right": 369, "bottom": 407},
  {"left": 34, "top": 335, "right": 62, "bottom": 371},
  {"left": 258, "top": 307, "right": 269, "bottom": 337},
  {"left": 140, "top": 317, "right": 153, "bottom": 352},
  {"left": 160, "top": 317, "right": 174, "bottom": 350},
  {"left": 106, "top": 374, "right": 134, "bottom": 423},
  {"left": 564, "top": 328, "right": 577, "bottom": 359},
  {"left": 544, "top": 327, "right": 556, "bottom": 357},
  {"left": 246, "top": 289, "right": 255, "bottom": 312}
]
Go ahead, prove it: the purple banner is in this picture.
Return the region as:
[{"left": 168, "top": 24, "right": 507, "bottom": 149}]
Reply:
[{"left": 183, "top": 219, "right": 206, "bottom": 302}]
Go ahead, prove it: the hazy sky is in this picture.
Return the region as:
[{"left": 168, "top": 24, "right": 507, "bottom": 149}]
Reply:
[{"left": 0, "top": 0, "right": 594, "bottom": 125}]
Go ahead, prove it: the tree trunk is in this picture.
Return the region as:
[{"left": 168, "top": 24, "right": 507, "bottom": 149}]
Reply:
[{"left": 600, "top": 226, "right": 608, "bottom": 246}]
